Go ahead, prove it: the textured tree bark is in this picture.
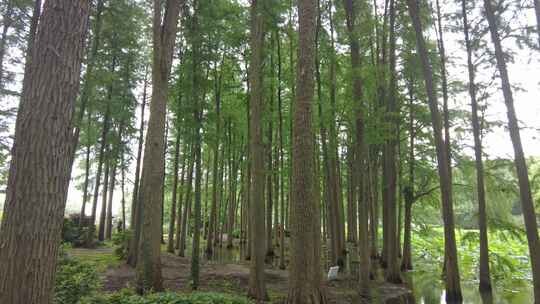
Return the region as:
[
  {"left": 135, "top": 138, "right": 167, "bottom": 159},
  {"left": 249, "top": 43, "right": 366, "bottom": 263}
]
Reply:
[
  {"left": 405, "top": 0, "right": 462, "bottom": 301},
  {"left": 0, "top": 1, "right": 89, "bottom": 303},
  {"left": 136, "top": 0, "right": 182, "bottom": 293},
  {"left": 247, "top": 0, "right": 268, "bottom": 300},
  {"left": 286, "top": 0, "right": 327, "bottom": 302},
  {"left": 484, "top": 0, "right": 540, "bottom": 301},
  {"left": 383, "top": 0, "right": 401, "bottom": 284},
  {"left": 461, "top": 0, "right": 491, "bottom": 292}
]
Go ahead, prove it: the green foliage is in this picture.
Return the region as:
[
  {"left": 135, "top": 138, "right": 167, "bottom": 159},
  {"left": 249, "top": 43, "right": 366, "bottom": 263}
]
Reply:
[
  {"left": 62, "top": 217, "right": 89, "bottom": 247},
  {"left": 54, "top": 252, "right": 101, "bottom": 304},
  {"left": 80, "top": 291, "right": 253, "bottom": 304},
  {"left": 411, "top": 226, "right": 532, "bottom": 289},
  {"left": 112, "top": 230, "right": 131, "bottom": 260}
]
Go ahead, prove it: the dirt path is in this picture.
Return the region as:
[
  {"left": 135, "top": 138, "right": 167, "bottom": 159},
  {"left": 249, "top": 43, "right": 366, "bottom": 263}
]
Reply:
[{"left": 92, "top": 250, "right": 413, "bottom": 303}]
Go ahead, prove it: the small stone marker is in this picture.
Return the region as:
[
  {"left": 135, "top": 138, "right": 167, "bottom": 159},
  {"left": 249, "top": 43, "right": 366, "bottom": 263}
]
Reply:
[{"left": 327, "top": 266, "right": 339, "bottom": 281}]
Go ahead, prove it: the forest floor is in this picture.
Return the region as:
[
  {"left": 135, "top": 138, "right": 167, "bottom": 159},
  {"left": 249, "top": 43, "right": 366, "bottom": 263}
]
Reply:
[{"left": 69, "top": 247, "right": 414, "bottom": 304}]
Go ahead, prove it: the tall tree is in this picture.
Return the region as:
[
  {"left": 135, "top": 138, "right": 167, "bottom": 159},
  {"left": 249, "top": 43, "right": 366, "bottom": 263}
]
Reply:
[
  {"left": 286, "top": 0, "right": 327, "bottom": 302},
  {"left": 383, "top": 0, "right": 401, "bottom": 284},
  {"left": 484, "top": 0, "right": 540, "bottom": 300},
  {"left": 461, "top": 0, "right": 491, "bottom": 292},
  {"left": 136, "top": 0, "right": 182, "bottom": 293},
  {"left": 405, "top": 0, "right": 462, "bottom": 301},
  {"left": 190, "top": 0, "right": 203, "bottom": 290},
  {"left": 247, "top": 0, "right": 268, "bottom": 300},
  {"left": 128, "top": 66, "right": 148, "bottom": 266},
  {"left": 341, "top": 0, "right": 370, "bottom": 294},
  {"left": 0, "top": 0, "right": 89, "bottom": 302}
]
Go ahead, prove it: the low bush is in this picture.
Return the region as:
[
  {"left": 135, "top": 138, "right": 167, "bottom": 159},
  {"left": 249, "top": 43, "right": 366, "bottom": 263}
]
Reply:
[
  {"left": 54, "top": 248, "right": 101, "bottom": 304},
  {"left": 80, "top": 290, "right": 253, "bottom": 304},
  {"left": 112, "top": 230, "right": 131, "bottom": 260}
]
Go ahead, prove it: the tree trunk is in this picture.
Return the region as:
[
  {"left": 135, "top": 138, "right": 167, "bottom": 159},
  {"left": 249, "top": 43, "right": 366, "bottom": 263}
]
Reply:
[
  {"left": 383, "top": 0, "right": 401, "bottom": 284},
  {"left": 69, "top": 0, "right": 105, "bottom": 165},
  {"left": 190, "top": 1, "right": 203, "bottom": 289},
  {"left": 80, "top": 111, "right": 93, "bottom": 220},
  {"left": 342, "top": 0, "right": 371, "bottom": 296},
  {"left": 176, "top": 147, "right": 188, "bottom": 249},
  {"left": 286, "top": 0, "right": 327, "bottom": 302},
  {"left": 99, "top": 151, "right": 111, "bottom": 241},
  {"left": 0, "top": 1, "right": 89, "bottom": 302},
  {"left": 484, "top": 0, "right": 540, "bottom": 300},
  {"left": 168, "top": 131, "right": 182, "bottom": 253},
  {"left": 0, "top": 1, "right": 14, "bottom": 91},
  {"left": 127, "top": 65, "right": 148, "bottom": 266},
  {"left": 405, "top": 0, "right": 462, "bottom": 300},
  {"left": 136, "top": 0, "right": 182, "bottom": 293},
  {"left": 247, "top": 0, "right": 268, "bottom": 300},
  {"left": 277, "top": 29, "right": 286, "bottom": 270},
  {"left": 461, "top": 0, "right": 491, "bottom": 292},
  {"left": 179, "top": 146, "right": 195, "bottom": 257},
  {"left": 401, "top": 78, "right": 415, "bottom": 271},
  {"left": 106, "top": 160, "right": 117, "bottom": 240}
]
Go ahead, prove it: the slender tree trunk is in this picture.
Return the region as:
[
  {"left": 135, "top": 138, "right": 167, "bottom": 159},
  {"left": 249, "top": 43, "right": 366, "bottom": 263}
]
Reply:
[
  {"left": 136, "top": 0, "right": 182, "bottom": 293},
  {"left": 276, "top": 29, "right": 287, "bottom": 270},
  {"left": 266, "top": 94, "right": 275, "bottom": 258},
  {"left": 121, "top": 152, "right": 126, "bottom": 232},
  {"left": 383, "top": 0, "right": 401, "bottom": 284},
  {"left": 127, "top": 66, "right": 148, "bottom": 266},
  {"left": 99, "top": 152, "right": 111, "bottom": 241},
  {"left": 460, "top": 0, "right": 491, "bottom": 292},
  {"left": 80, "top": 111, "right": 92, "bottom": 220},
  {"left": 176, "top": 147, "right": 188, "bottom": 249},
  {"left": 105, "top": 160, "right": 117, "bottom": 240},
  {"left": 179, "top": 146, "right": 195, "bottom": 257},
  {"left": 484, "top": 0, "right": 540, "bottom": 301},
  {"left": 168, "top": 131, "right": 182, "bottom": 253},
  {"left": 191, "top": 1, "right": 203, "bottom": 288},
  {"left": 401, "top": 78, "right": 415, "bottom": 271},
  {"left": 0, "top": 1, "right": 89, "bottom": 302},
  {"left": 0, "top": 1, "right": 14, "bottom": 91},
  {"left": 69, "top": 0, "right": 105, "bottom": 164},
  {"left": 286, "top": 0, "right": 327, "bottom": 302},
  {"left": 247, "top": 0, "right": 268, "bottom": 300},
  {"left": 405, "top": 0, "right": 462, "bottom": 300}
]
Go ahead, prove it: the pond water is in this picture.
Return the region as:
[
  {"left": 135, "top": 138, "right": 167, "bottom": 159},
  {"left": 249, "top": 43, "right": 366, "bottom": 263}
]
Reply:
[
  {"left": 205, "top": 244, "right": 533, "bottom": 303},
  {"left": 404, "top": 271, "right": 533, "bottom": 304}
]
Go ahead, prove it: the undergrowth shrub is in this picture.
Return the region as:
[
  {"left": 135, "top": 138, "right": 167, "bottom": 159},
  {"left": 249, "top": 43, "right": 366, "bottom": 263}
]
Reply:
[
  {"left": 80, "top": 290, "right": 253, "bottom": 304},
  {"left": 54, "top": 247, "right": 101, "bottom": 304}
]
